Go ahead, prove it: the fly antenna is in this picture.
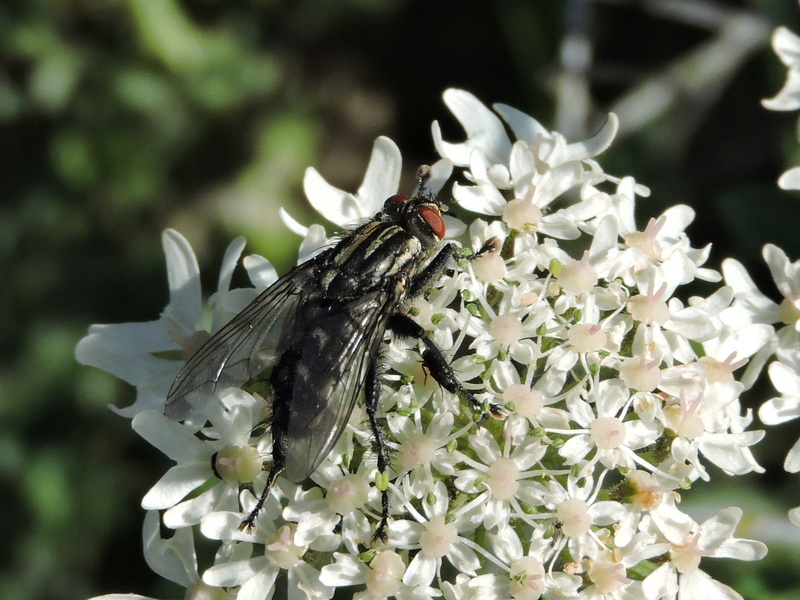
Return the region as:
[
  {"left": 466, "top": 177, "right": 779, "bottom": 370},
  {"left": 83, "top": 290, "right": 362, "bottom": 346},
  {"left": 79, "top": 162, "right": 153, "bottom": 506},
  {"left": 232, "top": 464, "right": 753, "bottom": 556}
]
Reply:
[{"left": 415, "top": 164, "right": 435, "bottom": 202}]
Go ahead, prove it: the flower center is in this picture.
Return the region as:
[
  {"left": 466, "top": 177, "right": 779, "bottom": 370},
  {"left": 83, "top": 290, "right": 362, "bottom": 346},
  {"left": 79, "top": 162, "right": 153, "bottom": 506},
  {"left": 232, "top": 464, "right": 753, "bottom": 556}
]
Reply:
[
  {"left": 590, "top": 417, "right": 626, "bottom": 449},
  {"left": 326, "top": 474, "right": 370, "bottom": 515},
  {"left": 214, "top": 445, "right": 262, "bottom": 484},
  {"left": 504, "top": 384, "right": 544, "bottom": 420},
  {"left": 486, "top": 457, "right": 521, "bottom": 500},
  {"left": 265, "top": 524, "right": 307, "bottom": 569},
  {"left": 419, "top": 516, "right": 458, "bottom": 558},
  {"left": 489, "top": 314, "right": 524, "bottom": 346},
  {"left": 398, "top": 433, "right": 437, "bottom": 470},
  {"left": 557, "top": 498, "right": 591, "bottom": 538}
]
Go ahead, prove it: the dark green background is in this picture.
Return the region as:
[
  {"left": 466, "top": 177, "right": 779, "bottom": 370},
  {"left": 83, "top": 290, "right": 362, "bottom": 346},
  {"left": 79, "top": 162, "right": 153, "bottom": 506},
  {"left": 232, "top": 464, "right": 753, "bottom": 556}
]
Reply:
[{"left": 2, "top": 1, "right": 799, "bottom": 599}]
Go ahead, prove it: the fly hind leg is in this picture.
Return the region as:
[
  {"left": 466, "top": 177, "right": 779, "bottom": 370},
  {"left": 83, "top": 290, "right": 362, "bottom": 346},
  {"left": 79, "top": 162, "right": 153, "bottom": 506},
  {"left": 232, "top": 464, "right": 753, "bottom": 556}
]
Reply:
[
  {"left": 239, "top": 348, "right": 295, "bottom": 533},
  {"left": 239, "top": 459, "right": 283, "bottom": 533}
]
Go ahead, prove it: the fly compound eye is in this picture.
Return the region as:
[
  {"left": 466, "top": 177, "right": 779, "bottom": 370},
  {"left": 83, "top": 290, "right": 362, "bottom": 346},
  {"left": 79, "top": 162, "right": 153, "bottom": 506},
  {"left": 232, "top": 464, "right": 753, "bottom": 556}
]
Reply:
[{"left": 418, "top": 205, "right": 446, "bottom": 239}]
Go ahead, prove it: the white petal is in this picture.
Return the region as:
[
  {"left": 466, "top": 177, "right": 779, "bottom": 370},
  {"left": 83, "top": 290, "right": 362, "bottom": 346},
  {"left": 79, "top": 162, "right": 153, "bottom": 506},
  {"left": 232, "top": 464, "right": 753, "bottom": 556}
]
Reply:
[
  {"left": 243, "top": 254, "right": 279, "bottom": 290},
  {"left": 452, "top": 182, "right": 506, "bottom": 216},
  {"left": 722, "top": 258, "right": 760, "bottom": 297},
  {"left": 279, "top": 206, "right": 309, "bottom": 237},
  {"left": 772, "top": 26, "right": 800, "bottom": 66},
  {"left": 433, "top": 89, "right": 511, "bottom": 166},
  {"left": 642, "top": 563, "right": 677, "bottom": 599},
  {"left": 715, "top": 536, "right": 768, "bottom": 561},
  {"left": 697, "top": 506, "right": 742, "bottom": 550},
  {"left": 298, "top": 224, "right": 330, "bottom": 264},
  {"left": 785, "top": 436, "right": 800, "bottom": 472},
  {"left": 387, "top": 519, "right": 422, "bottom": 546},
  {"left": 356, "top": 136, "right": 402, "bottom": 210},
  {"left": 75, "top": 322, "right": 178, "bottom": 386},
  {"left": 679, "top": 568, "right": 741, "bottom": 600},
  {"left": 290, "top": 562, "right": 334, "bottom": 600},
  {"left": 488, "top": 526, "right": 523, "bottom": 563},
  {"left": 427, "top": 158, "right": 454, "bottom": 195},
  {"left": 216, "top": 236, "right": 246, "bottom": 297},
  {"left": 649, "top": 501, "right": 694, "bottom": 544},
  {"left": 303, "top": 167, "right": 361, "bottom": 226},
  {"left": 763, "top": 69, "right": 800, "bottom": 111},
  {"left": 142, "top": 463, "right": 211, "bottom": 509},
  {"left": 203, "top": 556, "right": 272, "bottom": 587},
  {"left": 778, "top": 166, "right": 800, "bottom": 190},
  {"left": 589, "top": 501, "right": 626, "bottom": 525},
  {"left": 201, "top": 510, "right": 258, "bottom": 542},
  {"left": 493, "top": 102, "right": 549, "bottom": 145},
  {"left": 319, "top": 553, "right": 366, "bottom": 586},
  {"left": 697, "top": 432, "right": 764, "bottom": 475},
  {"left": 561, "top": 113, "right": 619, "bottom": 162},
  {"left": 789, "top": 506, "right": 800, "bottom": 525},
  {"left": 402, "top": 553, "right": 437, "bottom": 587},
  {"left": 446, "top": 543, "right": 481, "bottom": 576},
  {"left": 132, "top": 410, "right": 209, "bottom": 462},
  {"left": 163, "top": 485, "right": 238, "bottom": 527},
  {"left": 162, "top": 229, "right": 203, "bottom": 333},
  {"left": 238, "top": 568, "right": 278, "bottom": 600},
  {"left": 763, "top": 244, "right": 792, "bottom": 294},
  {"left": 142, "top": 510, "right": 197, "bottom": 586},
  {"left": 759, "top": 396, "right": 800, "bottom": 426}
]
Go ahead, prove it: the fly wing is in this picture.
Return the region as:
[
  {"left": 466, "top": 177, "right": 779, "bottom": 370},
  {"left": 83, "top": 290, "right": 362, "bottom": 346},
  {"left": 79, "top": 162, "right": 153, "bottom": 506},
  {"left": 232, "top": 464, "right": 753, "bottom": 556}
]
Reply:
[
  {"left": 282, "top": 289, "right": 396, "bottom": 482},
  {"left": 165, "top": 261, "right": 319, "bottom": 421}
]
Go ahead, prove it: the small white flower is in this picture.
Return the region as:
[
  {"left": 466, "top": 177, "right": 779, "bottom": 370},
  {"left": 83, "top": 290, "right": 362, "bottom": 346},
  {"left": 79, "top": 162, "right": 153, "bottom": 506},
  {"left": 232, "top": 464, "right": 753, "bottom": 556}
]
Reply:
[
  {"left": 763, "top": 26, "right": 800, "bottom": 112},
  {"left": 75, "top": 231, "right": 254, "bottom": 417},
  {"left": 641, "top": 507, "right": 767, "bottom": 600}
]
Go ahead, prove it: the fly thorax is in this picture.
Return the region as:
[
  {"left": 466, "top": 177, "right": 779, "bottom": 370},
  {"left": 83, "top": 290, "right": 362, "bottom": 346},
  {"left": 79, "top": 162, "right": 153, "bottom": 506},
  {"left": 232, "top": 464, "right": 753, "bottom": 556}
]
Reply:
[{"left": 321, "top": 223, "right": 423, "bottom": 298}]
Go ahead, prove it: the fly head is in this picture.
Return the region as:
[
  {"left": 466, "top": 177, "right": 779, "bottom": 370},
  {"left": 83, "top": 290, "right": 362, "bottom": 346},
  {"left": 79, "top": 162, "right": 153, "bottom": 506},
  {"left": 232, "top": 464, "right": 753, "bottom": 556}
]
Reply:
[{"left": 382, "top": 165, "right": 447, "bottom": 250}]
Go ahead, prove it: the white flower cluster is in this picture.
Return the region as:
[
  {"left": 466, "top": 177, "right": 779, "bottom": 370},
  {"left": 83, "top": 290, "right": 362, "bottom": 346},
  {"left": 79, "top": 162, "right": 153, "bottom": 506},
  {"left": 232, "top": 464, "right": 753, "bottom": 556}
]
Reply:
[
  {"left": 78, "top": 89, "right": 776, "bottom": 600},
  {"left": 728, "top": 20, "right": 800, "bottom": 530},
  {"left": 763, "top": 25, "right": 800, "bottom": 191}
]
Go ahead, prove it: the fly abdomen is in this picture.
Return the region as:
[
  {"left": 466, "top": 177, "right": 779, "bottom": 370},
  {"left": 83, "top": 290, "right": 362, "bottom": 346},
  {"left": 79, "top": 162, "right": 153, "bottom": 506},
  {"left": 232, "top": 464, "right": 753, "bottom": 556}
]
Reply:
[{"left": 271, "top": 293, "right": 388, "bottom": 482}]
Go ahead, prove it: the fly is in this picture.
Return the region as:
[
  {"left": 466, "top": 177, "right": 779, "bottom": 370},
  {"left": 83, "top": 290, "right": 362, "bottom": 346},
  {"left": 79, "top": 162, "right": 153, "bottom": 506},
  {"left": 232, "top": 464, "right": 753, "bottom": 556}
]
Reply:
[{"left": 165, "top": 165, "right": 499, "bottom": 541}]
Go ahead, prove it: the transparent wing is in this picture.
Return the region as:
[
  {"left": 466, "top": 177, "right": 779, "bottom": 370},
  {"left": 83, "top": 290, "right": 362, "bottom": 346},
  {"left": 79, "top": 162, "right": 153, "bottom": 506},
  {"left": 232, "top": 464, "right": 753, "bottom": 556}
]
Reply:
[
  {"left": 282, "top": 290, "right": 395, "bottom": 482},
  {"left": 165, "top": 262, "right": 319, "bottom": 421}
]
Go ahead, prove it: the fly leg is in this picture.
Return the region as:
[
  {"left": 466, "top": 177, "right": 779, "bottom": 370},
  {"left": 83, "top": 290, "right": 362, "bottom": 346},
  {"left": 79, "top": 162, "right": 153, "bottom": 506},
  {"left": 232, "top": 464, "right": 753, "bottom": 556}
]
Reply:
[
  {"left": 365, "top": 356, "right": 392, "bottom": 544},
  {"left": 388, "top": 314, "right": 502, "bottom": 419},
  {"left": 238, "top": 458, "right": 283, "bottom": 533},
  {"left": 408, "top": 236, "right": 500, "bottom": 298},
  {"left": 239, "top": 348, "right": 295, "bottom": 533}
]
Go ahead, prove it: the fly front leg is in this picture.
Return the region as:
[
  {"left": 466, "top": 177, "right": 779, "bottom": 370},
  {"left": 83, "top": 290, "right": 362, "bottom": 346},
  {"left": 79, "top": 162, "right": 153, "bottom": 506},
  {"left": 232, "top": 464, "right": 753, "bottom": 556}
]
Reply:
[
  {"left": 409, "top": 236, "right": 500, "bottom": 298},
  {"left": 408, "top": 242, "right": 458, "bottom": 298}
]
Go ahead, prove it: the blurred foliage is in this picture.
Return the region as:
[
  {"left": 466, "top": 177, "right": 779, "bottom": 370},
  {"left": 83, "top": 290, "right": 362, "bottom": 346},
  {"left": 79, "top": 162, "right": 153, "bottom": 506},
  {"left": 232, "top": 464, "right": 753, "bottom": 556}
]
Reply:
[{"left": 1, "top": 1, "right": 799, "bottom": 599}]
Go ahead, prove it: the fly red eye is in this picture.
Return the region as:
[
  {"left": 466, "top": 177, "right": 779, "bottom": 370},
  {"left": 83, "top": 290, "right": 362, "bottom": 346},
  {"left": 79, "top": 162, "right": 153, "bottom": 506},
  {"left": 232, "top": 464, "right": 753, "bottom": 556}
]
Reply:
[
  {"left": 386, "top": 194, "right": 411, "bottom": 204},
  {"left": 419, "top": 205, "right": 446, "bottom": 239}
]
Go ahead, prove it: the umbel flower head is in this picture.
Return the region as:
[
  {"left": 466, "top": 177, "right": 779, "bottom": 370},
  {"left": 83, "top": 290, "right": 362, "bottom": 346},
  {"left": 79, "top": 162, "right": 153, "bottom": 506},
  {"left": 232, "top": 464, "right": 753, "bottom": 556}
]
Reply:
[{"left": 78, "top": 89, "right": 769, "bottom": 600}]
